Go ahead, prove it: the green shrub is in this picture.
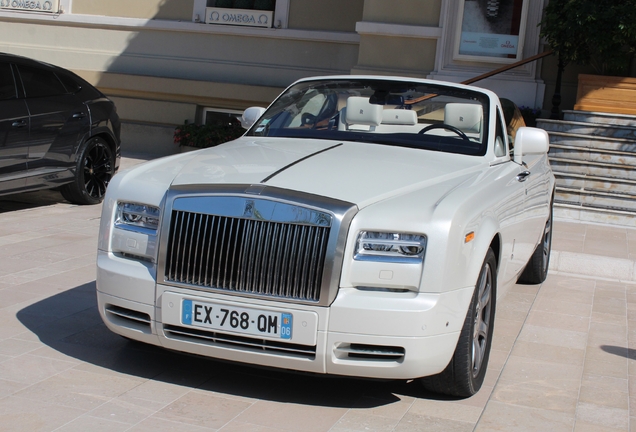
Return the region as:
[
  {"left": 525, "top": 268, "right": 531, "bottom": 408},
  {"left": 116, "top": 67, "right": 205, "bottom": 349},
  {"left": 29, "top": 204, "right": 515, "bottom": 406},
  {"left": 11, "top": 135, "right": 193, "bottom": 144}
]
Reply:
[{"left": 541, "top": 0, "right": 636, "bottom": 76}]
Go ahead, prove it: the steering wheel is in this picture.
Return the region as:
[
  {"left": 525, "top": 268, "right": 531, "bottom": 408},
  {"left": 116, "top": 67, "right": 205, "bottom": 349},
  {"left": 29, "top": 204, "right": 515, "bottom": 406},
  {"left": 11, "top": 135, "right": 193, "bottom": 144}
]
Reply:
[
  {"left": 301, "top": 112, "right": 316, "bottom": 127},
  {"left": 418, "top": 123, "right": 470, "bottom": 141}
]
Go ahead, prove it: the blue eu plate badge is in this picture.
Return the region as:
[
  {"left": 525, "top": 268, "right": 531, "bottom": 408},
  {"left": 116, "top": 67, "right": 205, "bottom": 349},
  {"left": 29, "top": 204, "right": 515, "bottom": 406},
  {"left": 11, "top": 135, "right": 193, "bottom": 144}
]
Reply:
[{"left": 182, "top": 299, "right": 193, "bottom": 325}]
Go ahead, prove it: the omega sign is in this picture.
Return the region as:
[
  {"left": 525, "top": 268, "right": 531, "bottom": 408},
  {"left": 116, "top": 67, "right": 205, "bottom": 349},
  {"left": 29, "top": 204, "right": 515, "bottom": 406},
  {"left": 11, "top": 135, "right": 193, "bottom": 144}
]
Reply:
[
  {"left": 206, "top": 7, "right": 273, "bottom": 28},
  {"left": 0, "top": 0, "right": 59, "bottom": 12}
]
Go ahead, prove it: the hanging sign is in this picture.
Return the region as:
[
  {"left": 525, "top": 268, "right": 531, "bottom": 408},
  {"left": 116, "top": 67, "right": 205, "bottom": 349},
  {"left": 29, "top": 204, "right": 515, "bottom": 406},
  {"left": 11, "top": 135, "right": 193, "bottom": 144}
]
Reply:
[{"left": 205, "top": 7, "right": 273, "bottom": 28}]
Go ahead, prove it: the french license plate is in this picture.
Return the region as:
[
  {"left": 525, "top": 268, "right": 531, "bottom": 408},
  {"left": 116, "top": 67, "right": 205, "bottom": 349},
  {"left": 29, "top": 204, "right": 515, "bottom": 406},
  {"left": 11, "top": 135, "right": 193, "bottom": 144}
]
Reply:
[{"left": 181, "top": 299, "right": 292, "bottom": 340}]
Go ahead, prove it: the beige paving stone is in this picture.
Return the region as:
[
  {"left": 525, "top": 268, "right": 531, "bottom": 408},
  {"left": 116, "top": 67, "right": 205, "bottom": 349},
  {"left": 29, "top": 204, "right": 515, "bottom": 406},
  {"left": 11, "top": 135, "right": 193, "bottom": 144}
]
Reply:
[
  {"left": 583, "top": 357, "right": 628, "bottom": 379},
  {"left": 498, "top": 356, "right": 584, "bottom": 393},
  {"left": 533, "top": 296, "right": 593, "bottom": 317},
  {"left": 0, "top": 337, "right": 40, "bottom": 357},
  {"left": 157, "top": 391, "right": 253, "bottom": 429},
  {"left": 552, "top": 237, "right": 585, "bottom": 253},
  {"left": 234, "top": 400, "right": 347, "bottom": 432},
  {"left": 86, "top": 397, "right": 163, "bottom": 426},
  {"left": 0, "top": 353, "right": 76, "bottom": 385},
  {"left": 0, "top": 396, "right": 86, "bottom": 431},
  {"left": 220, "top": 421, "right": 292, "bottom": 432},
  {"left": 330, "top": 410, "right": 401, "bottom": 432},
  {"left": 14, "top": 367, "right": 146, "bottom": 412},
  {"left": 510, "top": 340, "right": 586, "bottom": 366},
  {"left": 576, "top": 402, "right": 629, "bottom": 430},
  {"left": 0, "top": 378, "right": 28, "bottom": 398},
  {"left": 130, "top": 416, "right": 216, "bottom": 431},
  {"left": 517, "top": 324, "right": 588, "bottom": 350},
  {"left": 579, "top": 375, "right": 629, "bottom": 410},
  {"left": 593, "top": 311, "right": 628, "bottom": 326},
  {"left": 593, "top": 297, "right": 627, "bottom": 316},
  {"left": 55, "top": 415, "right": 131, "bottom": 432},
  {"left": 526, "top": 309, "right": 591, "bottom": 333},
  {"left": 408, "top": 398, "right": 483, "bottom": 423},
  {"left": 475, "top": 401, "right": 574, "bottom": 432},
  {"left": 351, "top": 396, "right": 413, "bottom": 420},
  {"left": 574, "top": 420, "right": 628, "bottom": 432},
  {"left": 395, "top": 413, "right": 474, "bottom": 432}
]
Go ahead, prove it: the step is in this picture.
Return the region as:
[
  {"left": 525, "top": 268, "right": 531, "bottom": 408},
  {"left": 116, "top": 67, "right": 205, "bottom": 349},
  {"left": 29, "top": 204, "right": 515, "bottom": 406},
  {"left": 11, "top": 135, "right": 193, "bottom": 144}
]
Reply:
[
  {"left": 562, "top": 110, "right": 636, "bottom": 127},
  {"left": 549, "top": 144, "right": 636, "bottom": 166},
  {"left": 556, "top": 186, "right": 636, "bottom": 212},
  {"left": 537, "top": 119, "right": 636, "bottom": 140},
  {"left": 554, "top": 171, "right": 636, "bottom": 195},
  {"left": 545, "top": 131, "right": 636, "bottom": 152},
  {"left": 554, "top": 203, "right": 636, "bottom": 227},
  {"left": 549, "top": 157, "right": 636, "bottom": 180}
]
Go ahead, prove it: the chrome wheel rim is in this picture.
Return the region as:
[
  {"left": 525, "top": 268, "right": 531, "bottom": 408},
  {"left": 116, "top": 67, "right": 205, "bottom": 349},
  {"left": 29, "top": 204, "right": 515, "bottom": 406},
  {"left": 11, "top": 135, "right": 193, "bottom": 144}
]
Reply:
[
  {"left": 83, "top": 141, "right": 113, "bottom": 200},
  {"left": 472, "top": 262, "right": 493, "bottom": 377},
  {"left": 542, "top": 212, "right": 553, "bottom": 271}
]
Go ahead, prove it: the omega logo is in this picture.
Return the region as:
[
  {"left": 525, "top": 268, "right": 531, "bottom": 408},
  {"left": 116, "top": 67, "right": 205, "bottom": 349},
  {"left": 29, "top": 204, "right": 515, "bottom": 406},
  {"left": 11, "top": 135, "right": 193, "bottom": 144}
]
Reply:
[{"left": 1, "top": 0, "right": 54, "bottom": 10}]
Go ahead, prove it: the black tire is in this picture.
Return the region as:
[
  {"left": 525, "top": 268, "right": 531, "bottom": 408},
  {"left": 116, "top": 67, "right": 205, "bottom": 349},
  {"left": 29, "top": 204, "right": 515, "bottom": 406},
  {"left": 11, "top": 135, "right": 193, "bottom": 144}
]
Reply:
[
  {"left": 61, "top": 136, "right": 114, "bottom": 205},
  {"left": 421, "top": 248, "right": 497, "bottom": 398},
  {"left": 518, "top": 202, "right": 553, "bottom": 284}
]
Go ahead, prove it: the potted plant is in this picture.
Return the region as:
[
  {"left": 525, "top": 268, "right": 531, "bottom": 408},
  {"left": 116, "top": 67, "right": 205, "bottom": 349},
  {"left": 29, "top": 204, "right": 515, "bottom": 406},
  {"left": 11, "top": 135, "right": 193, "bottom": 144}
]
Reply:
[
  {"left": 540, "top": 0, "right": 636, "bottom": 114},
  {"left": 174, "top": 120, "right": 245, "bottom": 151}
]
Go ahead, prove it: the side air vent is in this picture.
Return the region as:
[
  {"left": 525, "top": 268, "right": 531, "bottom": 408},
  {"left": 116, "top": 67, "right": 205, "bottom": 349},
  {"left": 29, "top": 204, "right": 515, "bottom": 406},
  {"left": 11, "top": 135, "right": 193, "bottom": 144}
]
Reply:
[
  {"left": 105, "top": 304, "right": 152, "bottom": 333},
  {"left": 334, "top": 343, "right": 405, "bottom": 362}
]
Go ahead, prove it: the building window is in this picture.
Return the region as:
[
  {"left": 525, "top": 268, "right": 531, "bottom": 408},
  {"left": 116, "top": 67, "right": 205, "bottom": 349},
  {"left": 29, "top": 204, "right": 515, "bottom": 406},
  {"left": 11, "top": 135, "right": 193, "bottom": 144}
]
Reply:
[
  {"left": 209, "top": 0, "right": 274, "bottom": 11},
  {"left": 454, "top": 0, "right": 529, "bottom": 63},
  {"left": 202, "top": 108, "right": 243, "bottom": 126}
]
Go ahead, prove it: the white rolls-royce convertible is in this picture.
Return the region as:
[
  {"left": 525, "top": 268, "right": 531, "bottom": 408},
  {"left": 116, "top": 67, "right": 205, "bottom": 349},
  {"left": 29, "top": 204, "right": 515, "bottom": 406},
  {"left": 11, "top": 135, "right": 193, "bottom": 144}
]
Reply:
[{"left": 96, "top": 76, "right": 554, "bottom": 397}]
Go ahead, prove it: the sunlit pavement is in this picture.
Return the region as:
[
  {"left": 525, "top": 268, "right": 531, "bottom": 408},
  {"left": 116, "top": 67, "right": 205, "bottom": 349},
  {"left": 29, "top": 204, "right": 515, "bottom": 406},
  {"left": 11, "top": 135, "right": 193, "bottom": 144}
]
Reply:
[{"left": 0, "top": 152, "right": 633, "bottom": 431}]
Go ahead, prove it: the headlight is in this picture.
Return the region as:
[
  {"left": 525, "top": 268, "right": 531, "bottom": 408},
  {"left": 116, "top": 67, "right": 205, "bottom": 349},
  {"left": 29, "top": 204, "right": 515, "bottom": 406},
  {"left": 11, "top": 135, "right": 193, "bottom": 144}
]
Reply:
[
  {"left": 354, "top": 231, "right": 426, "bottom": 263},
  {"left": 115, "top": 202, "right": 161, "bottom": 234}
]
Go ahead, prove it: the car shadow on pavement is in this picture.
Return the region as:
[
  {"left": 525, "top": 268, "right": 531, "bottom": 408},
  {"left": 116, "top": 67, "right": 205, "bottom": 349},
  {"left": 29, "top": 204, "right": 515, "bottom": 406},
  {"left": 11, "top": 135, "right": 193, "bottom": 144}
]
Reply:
[
  {"left": 16, "top": 283, "right": 451, "bottom": 408},
  {"left": 601, "top": 345, "right": 636, "bottom": 360},
  {"left": 0, "top": 189, "right": 68, "bottom": 213}
]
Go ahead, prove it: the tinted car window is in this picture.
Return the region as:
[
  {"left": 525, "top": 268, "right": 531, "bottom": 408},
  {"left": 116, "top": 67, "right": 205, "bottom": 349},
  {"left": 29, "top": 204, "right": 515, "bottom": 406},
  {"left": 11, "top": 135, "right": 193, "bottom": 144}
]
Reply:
[
  {"left": 0, "top": 63, "right": 17, "bottom": 100},
  {"left": 17, "top": 64, "right": 67, "bottom": 98},
  {"left": 57, "top": 73, "right": 82, "bottom": 94}
]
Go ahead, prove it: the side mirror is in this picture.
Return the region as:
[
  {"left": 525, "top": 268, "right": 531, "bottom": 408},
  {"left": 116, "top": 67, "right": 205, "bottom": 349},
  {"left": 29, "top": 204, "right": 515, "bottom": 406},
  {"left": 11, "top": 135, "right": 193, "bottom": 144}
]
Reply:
[
  {"left": 513, "top": 127, "right": 549, "bottom": 164},
  {"left": 241, "top": 107, "right": 266, "bottom": 130}
]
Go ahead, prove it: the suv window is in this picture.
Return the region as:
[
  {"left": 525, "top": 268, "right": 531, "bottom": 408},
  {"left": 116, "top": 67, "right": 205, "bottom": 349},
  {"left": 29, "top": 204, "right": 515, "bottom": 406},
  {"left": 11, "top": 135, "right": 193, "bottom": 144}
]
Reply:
[
  {"left": 17, "top": 64, "right": 67, "bottom": 98},
  {"left": 57, "top": 73, "right": 82, "bottom": 94},
  {"left": 0, "top": 63, "right": 17, "bottom": 100}
]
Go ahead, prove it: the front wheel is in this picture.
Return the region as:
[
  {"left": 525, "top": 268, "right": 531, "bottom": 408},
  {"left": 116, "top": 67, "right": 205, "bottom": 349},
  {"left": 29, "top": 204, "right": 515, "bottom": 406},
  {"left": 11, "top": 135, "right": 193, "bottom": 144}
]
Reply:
[
  {"left": 518, "top": 201, "right": 553, "bottom": 284},
  {"left": 61, "top": 136, "right": 114, "bottom": 205},
  {"left": 421, "top": 248, "right": 497, "bottom": 397}
]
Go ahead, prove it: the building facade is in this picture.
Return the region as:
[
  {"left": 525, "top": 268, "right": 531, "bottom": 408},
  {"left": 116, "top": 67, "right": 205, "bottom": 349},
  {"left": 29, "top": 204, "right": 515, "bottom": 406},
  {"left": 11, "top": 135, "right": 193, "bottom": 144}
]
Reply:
[{"left": 1, "top": 0, "right": 554, "bottom": 154}]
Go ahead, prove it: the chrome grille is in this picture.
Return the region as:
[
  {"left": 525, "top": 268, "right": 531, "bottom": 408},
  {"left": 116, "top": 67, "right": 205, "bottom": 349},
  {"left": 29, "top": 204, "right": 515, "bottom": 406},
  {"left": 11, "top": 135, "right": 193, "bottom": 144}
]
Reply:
[{"left": 165, "top": 210, "right": 331, "bottom": 302}]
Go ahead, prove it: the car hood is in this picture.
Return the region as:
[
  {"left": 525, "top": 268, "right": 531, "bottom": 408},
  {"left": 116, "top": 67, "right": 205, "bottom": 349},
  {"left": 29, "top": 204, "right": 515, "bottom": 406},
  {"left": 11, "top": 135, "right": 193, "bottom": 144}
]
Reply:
[{"left": 168, "top": 137, "right": 485, "bottom": 208}]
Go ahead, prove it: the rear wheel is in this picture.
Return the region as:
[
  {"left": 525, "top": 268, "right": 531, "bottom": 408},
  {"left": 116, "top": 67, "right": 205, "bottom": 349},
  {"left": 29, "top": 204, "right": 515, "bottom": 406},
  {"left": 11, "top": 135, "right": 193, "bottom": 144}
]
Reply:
[
  {"left": 421, "top": 248, "right": 496, "bottom": 397},
  {"left": 61, "top": 137, "right": 114, "bottom": 205},
  {"left": 518, "top": 202, "right": 553, "bottom": 284}
]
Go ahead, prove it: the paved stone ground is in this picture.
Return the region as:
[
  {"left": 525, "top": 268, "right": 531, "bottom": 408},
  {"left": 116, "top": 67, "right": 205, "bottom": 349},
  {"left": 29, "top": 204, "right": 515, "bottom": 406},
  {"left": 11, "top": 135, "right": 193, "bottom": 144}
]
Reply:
[{"left": 0, "top": 153, "right": 634, "bottom": 431}]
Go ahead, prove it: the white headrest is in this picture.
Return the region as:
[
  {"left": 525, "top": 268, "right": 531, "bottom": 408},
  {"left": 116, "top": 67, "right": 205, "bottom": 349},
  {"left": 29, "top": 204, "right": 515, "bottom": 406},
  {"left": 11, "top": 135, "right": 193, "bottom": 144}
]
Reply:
[
  {"left": 444, "top": 103, "right": 482, "bottom": 133},
  {"left": 345, "top": 97, "right": 383, "bottom": 127},
  {"left": 381, "top": 109, "right": 418, "bottom": 125}
]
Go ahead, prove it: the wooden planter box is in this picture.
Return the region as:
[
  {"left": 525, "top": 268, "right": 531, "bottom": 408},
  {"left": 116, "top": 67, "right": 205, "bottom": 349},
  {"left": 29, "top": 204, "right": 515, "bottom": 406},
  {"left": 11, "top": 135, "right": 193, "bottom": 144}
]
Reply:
[{"left": 575, "top": 74, "right": 636, "bottom": 115}]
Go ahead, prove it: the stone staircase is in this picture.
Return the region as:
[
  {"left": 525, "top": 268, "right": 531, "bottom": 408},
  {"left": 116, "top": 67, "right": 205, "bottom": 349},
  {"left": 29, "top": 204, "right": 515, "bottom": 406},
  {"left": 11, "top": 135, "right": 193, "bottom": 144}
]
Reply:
[{"left": 537, "top": 110, "right": 636, "bottom": 227}]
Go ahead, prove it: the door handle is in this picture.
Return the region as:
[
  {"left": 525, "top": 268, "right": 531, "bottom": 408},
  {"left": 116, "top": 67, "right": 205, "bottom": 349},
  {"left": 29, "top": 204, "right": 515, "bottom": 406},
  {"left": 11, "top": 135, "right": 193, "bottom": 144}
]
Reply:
[
  {"left": 12, "top": 120, "right": 27, "bottom": 128},
  {"left": 72, "top": 112, "right": 86, "bottom": 120},
  {"left": 516, "top": 170, "right": 531, "bottom": 182}
]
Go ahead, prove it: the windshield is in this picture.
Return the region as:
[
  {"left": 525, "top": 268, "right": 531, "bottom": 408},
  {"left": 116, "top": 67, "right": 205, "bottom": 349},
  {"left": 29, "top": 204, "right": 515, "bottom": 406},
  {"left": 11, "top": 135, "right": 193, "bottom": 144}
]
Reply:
[{"left": 247, "top": 78, "right": 490, "bottom": 156}]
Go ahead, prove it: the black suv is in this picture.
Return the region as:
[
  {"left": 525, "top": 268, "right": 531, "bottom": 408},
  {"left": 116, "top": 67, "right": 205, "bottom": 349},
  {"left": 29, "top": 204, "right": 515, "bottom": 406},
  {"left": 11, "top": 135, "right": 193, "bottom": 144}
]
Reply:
[{"left": 0, "top": 53, "right": 121, "bottom": 204}]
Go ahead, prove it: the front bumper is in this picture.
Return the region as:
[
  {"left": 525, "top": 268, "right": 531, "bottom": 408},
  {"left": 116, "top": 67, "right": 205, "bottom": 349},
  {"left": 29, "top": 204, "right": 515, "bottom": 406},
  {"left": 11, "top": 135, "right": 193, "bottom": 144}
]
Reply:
[{"left": 96, "top": 250, "right": 473, "bottom": 380}]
